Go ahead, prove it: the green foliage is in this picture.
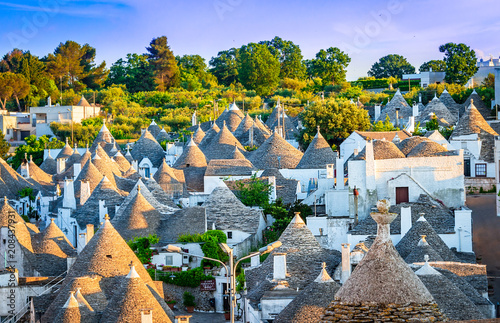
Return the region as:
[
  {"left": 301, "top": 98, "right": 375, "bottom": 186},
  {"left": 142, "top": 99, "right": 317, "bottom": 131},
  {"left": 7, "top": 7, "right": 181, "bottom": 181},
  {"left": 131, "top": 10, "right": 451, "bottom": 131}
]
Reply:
[
  {"left": 260, "top": 37, "right": 307, "bottom": 80},
  {"left": 177, "top": 230, "right": 228, "bottom": 268},
  {"left": 305, "top": 47, "right": 351, "bottom": 85},
  {"left": 439, "top": 42, "right": 478, "bottom": 85},
  {"left": 147, "top": 36, "right": 180, "bottom": 91},
  {"left": 352, "top": 78, "right": 390, "bottom": 89},
  {"left": 0, "top": 130, "right": 11, "bottom": 160},
  {"left": 127, "top": 234, "right": 160, "bottom": 264},
  {"left": 368, "top": 54, "right": 415, "bottom": 79},
  {"left": 236, "top": 272, "right": 246, "bottom": 292},
  {"left": 209, "top": 48, "right": 239, "bottom": 86},
  {"left": 238, "top": 43, "right": 281, "bottom": 96},
  {"left": 419, "top": 60, "right": 446, "bottom": 72},
  {"left": 439, "top": 126, "right": 454, "bottom": 140},
  {"left": 425, "top": 115, "right": 440, "bottom": 131},
  {"left": 12, "top": 135, "right": 64, "bottom": 170},
  {"left": 235, "top": 174, "right": 273, "bottom": 207},
  {"left": 372, "top": 115, "right": 398, "bottom": 131},
  {"left": 106, "top": 53, "right": 156, "bottom": 92},
  {"left": 157, "top": 267, "right": 213, "bottom": 288},
  {"left": 183, "top": 291, "right": 196, "bottom": 307},
  {"left": 482, "top": 73, "right": 495, "bottom": 88},
  {"left": 262, "top": 200, "right": 311, "bottom": 244},
  {"left": 299, "top": 98, "right": 371, "bottom": 147}
]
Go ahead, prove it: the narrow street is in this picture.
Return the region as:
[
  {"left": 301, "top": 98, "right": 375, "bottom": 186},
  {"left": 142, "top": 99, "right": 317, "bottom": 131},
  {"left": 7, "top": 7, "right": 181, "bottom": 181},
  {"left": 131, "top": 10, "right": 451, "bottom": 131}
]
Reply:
[{"left": 468, "top": 194, "right": 500, "bottom": 305}]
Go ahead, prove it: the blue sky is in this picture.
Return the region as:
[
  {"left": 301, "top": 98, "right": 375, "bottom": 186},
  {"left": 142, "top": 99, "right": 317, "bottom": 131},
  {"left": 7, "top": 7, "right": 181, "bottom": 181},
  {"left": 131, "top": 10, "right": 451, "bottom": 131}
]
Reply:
[{"left": 0, "top": 0, "right": 499, "bottom": 80}]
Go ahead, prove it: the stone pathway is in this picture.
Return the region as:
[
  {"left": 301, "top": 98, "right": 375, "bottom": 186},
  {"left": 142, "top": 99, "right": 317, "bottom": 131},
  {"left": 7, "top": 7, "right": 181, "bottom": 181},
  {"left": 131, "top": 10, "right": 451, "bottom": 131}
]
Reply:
[{"left": 172, "top": 308, "right": 230, "bottom": 323}]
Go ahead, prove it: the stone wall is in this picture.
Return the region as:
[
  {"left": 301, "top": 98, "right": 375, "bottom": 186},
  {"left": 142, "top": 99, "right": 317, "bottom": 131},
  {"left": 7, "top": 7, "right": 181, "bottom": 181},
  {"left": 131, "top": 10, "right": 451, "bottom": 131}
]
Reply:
[
  {"left": 320, "top": 301, "right": 446, "bottom": 322},
  {"left": 163, "top": 284, "right": 216, "bottom": 312},
  {"left": 465, "top": 177, "right": 496, "bottom": 194}
]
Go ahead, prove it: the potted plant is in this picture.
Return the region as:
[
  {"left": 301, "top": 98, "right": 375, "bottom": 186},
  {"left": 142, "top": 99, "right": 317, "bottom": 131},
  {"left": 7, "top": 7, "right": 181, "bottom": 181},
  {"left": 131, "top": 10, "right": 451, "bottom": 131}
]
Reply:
[
  {"left": 183, "top": 291, "right": 196, "bottom": 313},
  {"left": 166, "top": 299, "right": 177, "bottom": 310},
  {"left": 224, "top": 310, "right": 230, "bottom": 320}
]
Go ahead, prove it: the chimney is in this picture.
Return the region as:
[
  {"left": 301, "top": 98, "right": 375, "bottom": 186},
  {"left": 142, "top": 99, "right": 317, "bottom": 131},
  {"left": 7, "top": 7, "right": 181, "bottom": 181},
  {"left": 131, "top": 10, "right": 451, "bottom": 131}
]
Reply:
[
  {"left": 336, "top": 157, "right": 344, "bottom": 190},
  {"left": 400, "top": 206, "right": 412, "bottom": 237},
  {"left": 419, "top": 93, "right": 422, "bottom": 103},
  {"left": 86, "top": 224, "right": 94, "bottom": 241},
  {"left": 341, "top": 243, "right": 351, "bottom": 284},
  {"left": 249, "top": 125, "right": 254, "bottom": 147},
  {"left": 20, "top": 159, "right": 29, "bottom": 179},
  {"left": 268, "top": 176, "right": 277, "bottom": 203},
  {"left": 47, "top": 96, "right": 52, "bottom": 107},
  {"left": 77, "top": 233, "right": 86, "bottom": 254},
  {"left": 250, "top": 254, "right": 260, "bottom": 267},
  {"left": 98, "top": 200, "right": 107, "bottom": 224},
  {"left": 374, "top": 105, "right": 381, "bottom": 120},
  {"left": 365, "top": 140, "right": 376, "bottom": 190},
  {"left": 140, "top": 309, "right": 153, "bottom": 323},
  {"left": 73, "top": 163, "right": 81, "bottom": 178},
  {"left": 80, "top": 181, "right": 90, "bottom": 205},
  {"left": 395, "top": 108, "right": 400, "bottom": 129},
  {"left": 175, "top": 315, "right": 192, "bottom": 323},
  {"left": 412, "top": 103, "right": 419, "bottom": 117},
  {"left": 63, "top": 179, "right": 76, "bottom": 209},
  {"left": 353, "top": 149, "right": 358, "bottom": 157},
  {"left": 273, "top": 253, "right": 287, "bottom": 280},
  {"left": 57, "top": 158, "right": 66, "bottom": 174}
]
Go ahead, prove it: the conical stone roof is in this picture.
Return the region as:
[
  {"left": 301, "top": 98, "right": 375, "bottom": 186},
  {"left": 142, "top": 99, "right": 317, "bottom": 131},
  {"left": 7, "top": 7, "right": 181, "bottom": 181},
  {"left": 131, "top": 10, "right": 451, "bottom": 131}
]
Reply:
[
  {"left": 274, "top": 263, "right": 340, "bottom": 323},
  {"left": 192, "top": 124, "right": 205, "bottom": 145},
  {"left": 64, "top": 146, "right": 81, "bottom": 169},
  {"left": 34, "top": 218, "right": 74, "bottom": 258},
  {"left": 321, "top": 201, "right": 444, "bottom": 322},
  {"left": 397, "top": 137, "right": 432, "bottom": 156},
  {"left": 405, "top": 235, "right": 444, "bottom": 263},
  {"left": 378, "top": 89, "right": 412, "bottom": 124},
  {"left": 147, "top": 120, "right": 161, "bottom": 138},
  {"left": 215, "top": 103, "right": 244, "bottom": 132},
  {"left": 416, "top": 257, "right": 486, "bottom": 321},
  {"left": 113, "top": 151, "right": 131, "bottom": 172},
  {"left": 418, "top": 96, "right": 457, "bottom": 126},
  {"left": 56, "top": 139, "right": 74, "bottom": 159},
  {"left": 156, "top": 127, "right": 170, "bottom": 142},
  {"left": 27, "top": 158, "right": 53, "bottom": 185},
  {"left": 130, "top": 129, "right": 165, "bottom": 168},
  {"left": 462, "top": 90, "right": 491, "bottom": 119},
  {"left": 396, "top": 215, "right": 459, "bottom": 262},
  {"left": 154, "top": 158, "right": 180, "bottom": 184},
  {"left": 77, "top": 95, "right": 91, "bottom": 107},
  {"left": 198, "top": 122, "right": 220, "bottom": 150},
  {"left": 111, "top": 188, "right": 164, "bottom": 241},
  {"left": 100, "top": 266, "right": 172, "bottom": 323},
  {"left": 451, "top": 100, "right": 498, "bottom": 144},
  {"left": 173, "top": 138, "right": 207, "bottom": 168},
  {"left": 40, "top": 150, "right": 57, "bottom": 175},
  {"left": 249, "top": 130, "right": 303, "bottom": 169},
  {"left": 439, "top": 89, "right": 461, "bottom": 116},
  {"left": 202, "top": 122, "right": 246, "bottom": 161},
  {"left": 90, "top": 123, "right": 115, "bottom": 153},
  {"left": 296, "top": 128, "right": 336, "bottom": 169},
  {"left": 74, "top": 160, "right": 103, "bottom": 199},
  {"left": 53, "top": 291, "right": 81, "bottom": 323},
  {"left": 66, "top": 217, "right": 155, "bottom": 283}
]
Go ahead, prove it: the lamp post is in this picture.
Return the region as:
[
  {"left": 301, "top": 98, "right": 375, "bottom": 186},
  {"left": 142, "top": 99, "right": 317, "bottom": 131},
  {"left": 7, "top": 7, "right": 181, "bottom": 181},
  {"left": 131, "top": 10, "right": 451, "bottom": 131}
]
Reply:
[{"left": 166, "top": 241, "right": 282, "bottom": 323}]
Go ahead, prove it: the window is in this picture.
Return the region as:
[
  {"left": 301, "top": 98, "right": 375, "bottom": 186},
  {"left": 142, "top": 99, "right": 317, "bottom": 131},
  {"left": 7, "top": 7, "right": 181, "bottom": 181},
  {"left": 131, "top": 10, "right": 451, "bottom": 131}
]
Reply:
[
  {"left": 165, "top": 255, "right": 173, "bottom": 266},
  {"left": 475, "top": 164, "right": 487, "bottom": 177},
  {"left": 144, "top": 167, "right": 150, "bottom": 178},
  {"left": 227, "top": 231, "right": 233, "bottom": 239},
  {"left": 6, "top": 129, "right": 9, "bottom": 135}
]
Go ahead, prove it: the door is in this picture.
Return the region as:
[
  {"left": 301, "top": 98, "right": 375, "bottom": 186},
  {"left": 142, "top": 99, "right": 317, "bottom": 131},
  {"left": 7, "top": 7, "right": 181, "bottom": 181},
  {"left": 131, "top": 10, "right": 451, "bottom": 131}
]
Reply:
[
  {"left": 464, "top": 158, "right": 471, "bottom": 177},
  {"left": 396, "top": 187, "right": 409, "bottom": 204}
]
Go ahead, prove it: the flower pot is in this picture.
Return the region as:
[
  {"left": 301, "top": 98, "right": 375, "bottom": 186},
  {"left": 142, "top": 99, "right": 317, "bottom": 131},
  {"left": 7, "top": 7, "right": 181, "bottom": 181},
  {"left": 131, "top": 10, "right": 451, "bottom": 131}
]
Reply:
[
  {"left": 224, "top": 312, "right": 230, "bottom": 320},
  {"left": 167, "top": 303, "right": 175, "bottom": 310},
  {"left": 186, "top": 306, "right": 195, "bottom": 313}
]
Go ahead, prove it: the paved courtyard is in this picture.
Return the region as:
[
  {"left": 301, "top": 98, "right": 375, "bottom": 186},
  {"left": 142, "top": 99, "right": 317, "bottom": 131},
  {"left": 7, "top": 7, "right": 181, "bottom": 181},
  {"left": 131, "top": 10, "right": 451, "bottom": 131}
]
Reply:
[{"left": 468, "top": 194, "right": 500, "bottom": 307}]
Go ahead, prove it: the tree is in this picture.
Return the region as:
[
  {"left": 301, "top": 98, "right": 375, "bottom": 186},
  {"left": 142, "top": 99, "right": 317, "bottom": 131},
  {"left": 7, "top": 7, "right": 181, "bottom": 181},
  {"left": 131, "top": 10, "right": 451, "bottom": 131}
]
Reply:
[
  {"left": 260, "top": 36, "right": 307, "bottom": 80},
  {"left": 127, "top": 234, "right": 159, "bottom": 264},
  {"left": 12, "top": 135, "right": 64, "bottom": 170},
  {"left": 482, "top": 73, "right": 494, "bottom": 88},
  {"left": 419, "top": 60, "right": 446, "bottom": 72},
  {"left": 439, "top": 42, "right": 478, "bottom": 85},
  {"left": 368, "top": 54, "right": 415, "bottom": 79},
  {"left": 3, "top": 73, "right": 30, "bottom": 111},
  {"left": 177, "top": 54, "right": 217, "bottom": 90},
  {"left": 235, "top": 174, "right": 272, "bottom": 207},
  {"left": 306, "top": 47, "right": 351, "bottom": 85},
  {"left": 299, "top": 98, "right": 371, "bottom": 147},
  {"left": 46, "top": 40, "right": 108, "bottom": 91},
  {"left": 107, "top": 53, "right": 155, "bottom": 92},
  {"left": 238, "top": 43, "right": 280, "bottom": 96},
  {"left": 209, "top": 48, "right": 239, "bottom": 86},
  {"left": 0, "top": 130, "right": 11, "bottom": 160},
  {"left": 372, "top": 115, "right": 398, "bottom": 131},
  {"left": 0, "top": 73, "right": 13, "bottom": 109},
  {"left": 146, "top": 36, "right": 180, "bottom": 91}
]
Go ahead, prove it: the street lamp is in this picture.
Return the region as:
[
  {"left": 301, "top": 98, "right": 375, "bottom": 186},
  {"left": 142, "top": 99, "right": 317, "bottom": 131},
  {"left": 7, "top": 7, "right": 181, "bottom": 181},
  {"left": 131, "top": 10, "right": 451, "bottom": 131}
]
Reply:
[{"left": 166, "top": 241, "right": 282, "bottom": 323}]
